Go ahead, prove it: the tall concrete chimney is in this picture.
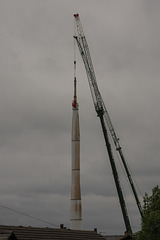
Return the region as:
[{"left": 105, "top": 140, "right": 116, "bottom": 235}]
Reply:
[{"left": 70, "top": 61, "right": 82, "bottom": 230}]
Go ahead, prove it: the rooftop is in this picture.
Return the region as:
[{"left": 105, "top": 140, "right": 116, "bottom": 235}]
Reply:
[{"left": 0, "top": 225, "right": 106, "bottom": 240}]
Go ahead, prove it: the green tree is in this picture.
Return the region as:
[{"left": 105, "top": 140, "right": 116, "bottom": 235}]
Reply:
[{"left": 135, "top": 185, "right": 160, "bottom": 240}]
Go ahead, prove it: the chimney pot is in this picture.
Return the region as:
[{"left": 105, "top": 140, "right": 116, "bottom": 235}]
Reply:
[{"left": 60, "top": 224, "right": 64, "bottom": 229}]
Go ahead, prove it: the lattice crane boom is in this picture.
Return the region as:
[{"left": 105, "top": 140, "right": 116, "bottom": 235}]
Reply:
[{"left": 74, "top": 13, "right": 143, "bottom": 233}]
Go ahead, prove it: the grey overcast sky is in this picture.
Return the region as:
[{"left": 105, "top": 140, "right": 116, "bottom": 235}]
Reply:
[{"left": 0, "top": 0, "right": 160, "bottom": 236}]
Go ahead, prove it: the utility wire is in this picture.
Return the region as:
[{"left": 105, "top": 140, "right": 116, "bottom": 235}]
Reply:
[{"left": 0, "top": 204, "right": 59, "bottom": 228}]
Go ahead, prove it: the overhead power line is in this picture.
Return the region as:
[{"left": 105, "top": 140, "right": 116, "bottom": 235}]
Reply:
[{"left": 0, "top": 203, "right": 59, "bottom": 228}]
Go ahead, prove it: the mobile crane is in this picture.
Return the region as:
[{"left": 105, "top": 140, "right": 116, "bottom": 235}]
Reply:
[{"left": 73, "top": 13, "right": 143, "bottom": 234}]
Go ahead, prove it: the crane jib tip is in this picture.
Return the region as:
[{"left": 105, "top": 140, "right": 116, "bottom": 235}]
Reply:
[{"left": 74, "top": 13, "right": 79, "bottom": 18}]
